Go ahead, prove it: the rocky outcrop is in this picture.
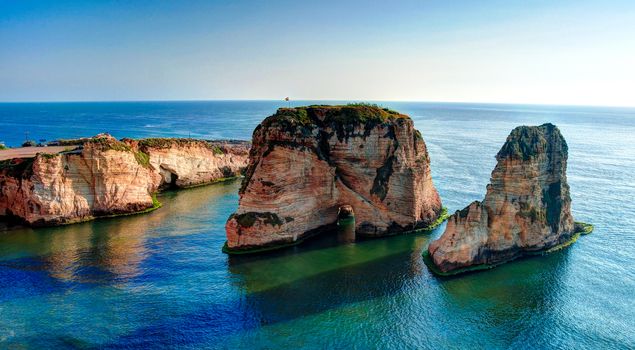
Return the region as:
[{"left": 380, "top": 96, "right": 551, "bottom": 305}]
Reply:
[
  {"left": 427, "top": 123, "right": 589, "bottom": 275},
  {"left": 0, "top": 135, "right": 249, "bottom": 226},
  {"left": 130, "top": 138, "right": 250, "bottom": 189},
  {"left": 225, "top": 105, "right": 443, "bottom": 253}
]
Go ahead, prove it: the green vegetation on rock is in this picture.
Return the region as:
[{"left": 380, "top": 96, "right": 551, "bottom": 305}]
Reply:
[
  {"left": 497, "top": 123, "right": 567, "bottom": 160},
  {"left": 40, "top": 153, "right": 60, "bottom": 159},
  {"left": 134, "top": 151, "right": 151, "bottom": 168},
  {"left": 262, "top": 104, "right": 409, "bottom": 129},
  {"left": 409, "top": 207, "right": 449, "bottom": 233},
  {"left": 0, "top": 158, "right": 35, "bottom": 178},
  {"left": 574, "top": 221, "right": 594, "bottom": 235},
  {"left": 212, "top": 145, "right": 224, "bottom": 155},
  {"left": 87, "top": 137, "right": 133, "bottom": 152},
  {"left": 233, "top": 211, "right": 284, "bottom": 227}
]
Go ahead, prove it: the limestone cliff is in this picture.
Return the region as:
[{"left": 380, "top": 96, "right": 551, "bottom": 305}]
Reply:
[
  {"left": 427, "top": 123, "right": 588, "bottom": 275},
  {"left": 225, "top": 105, "right": 443, "bottom": 252},
  {"left": 130, "top": 138, "right": 250, "bottom": 189},
  {"left": 0, "top": 135, "right": 249, "bottom": 226}
]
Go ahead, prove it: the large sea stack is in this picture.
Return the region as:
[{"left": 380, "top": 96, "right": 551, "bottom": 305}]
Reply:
[
  {"left": 0, "top": 135, "right": 249, "bottom": 226},
  {"left": 427, "top": 123, "right": 589, "bottom": 275},
  {"left": 225, "top": 104, "right": 443, "bottom": 253}
]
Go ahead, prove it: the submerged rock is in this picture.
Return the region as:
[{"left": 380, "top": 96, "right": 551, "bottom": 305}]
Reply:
[
  {"left": 427, "top": 123, "right": 589, "bottom": 275},
  {"left": 0, "top": 134, "right": 249, "bottom": 226},
  {"left": 225, "top": 105, "right": 442, "bottom": 253}
]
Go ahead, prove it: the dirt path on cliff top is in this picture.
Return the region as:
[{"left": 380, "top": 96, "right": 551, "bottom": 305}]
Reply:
[{"left": 0, "top": 146, "right": 78, "bottom": 161}]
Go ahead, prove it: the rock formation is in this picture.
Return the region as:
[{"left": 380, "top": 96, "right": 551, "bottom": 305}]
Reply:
[
  {"left": 0, "top": 134, "right": 249, "bottom": 226},
  {"left": 129, "top": 138, "right": 250, "bottom": 189},
  {"left": 225, "top": 105, "right": 443, "bottom": 253},
  {"left": 427, "top": 123, "right": 589, "bottom": 275}
]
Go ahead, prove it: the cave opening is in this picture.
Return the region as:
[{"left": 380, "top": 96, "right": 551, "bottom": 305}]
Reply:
[{"left": 168, "top": 172, "right": 179, "bottom": 190}]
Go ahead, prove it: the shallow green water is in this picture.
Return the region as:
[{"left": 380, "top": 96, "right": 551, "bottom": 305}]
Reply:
[{"left": 1, "top": 102, "right": 634, "bottom": 348}]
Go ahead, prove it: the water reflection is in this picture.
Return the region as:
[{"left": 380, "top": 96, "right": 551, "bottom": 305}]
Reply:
[
  {"left": 0, "top": 180, "right": 240, "bottom": 286},
  {"left": 431, "top": 248, "right": 573, "bottom": 347}
]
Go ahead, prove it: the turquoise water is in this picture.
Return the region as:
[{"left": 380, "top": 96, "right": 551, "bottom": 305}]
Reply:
[{"left": 0, "top": 102, "right": 634, "bottom": 348}]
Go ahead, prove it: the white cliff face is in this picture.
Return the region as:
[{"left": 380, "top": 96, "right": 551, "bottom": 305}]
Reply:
[
  {"left": 428, "top": 123, "right": 575, "bottom": 274},
  {"left": 225, "top": 105, "right": 442, "bottom": 252},
  {"left": 138, "top": 139, "right": 250, "bottom": 188},
  {"left": 0, "top": 135, "right": 250, "bottom": 226},
  {"left": 0, "top": 139, "right": 160, "bottom": 226}
]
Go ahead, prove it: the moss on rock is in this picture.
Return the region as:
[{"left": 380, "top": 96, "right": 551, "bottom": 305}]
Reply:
[
  {"left": 497, "top": 123, "right": 567, "bottom": 161},
  {"left": 262, "top": 104, "right": 408, "bottom": 131},
  {"left": 233, "top": 212, "right": 284, "bottom": 228},
  {"left": 0, "top": 158, "right": 35, "bottom": 178}
]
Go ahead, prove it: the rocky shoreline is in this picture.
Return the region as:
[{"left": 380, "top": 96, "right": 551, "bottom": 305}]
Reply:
[
  {"left": 0, "top": 134, "right": 250, "bottom": 226},
  {"left": 0, "top": 106, "right": 593, "bottom": 277}
]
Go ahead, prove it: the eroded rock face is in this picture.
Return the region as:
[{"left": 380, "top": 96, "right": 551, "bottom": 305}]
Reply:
[
  {"left": 427, "top": 123, "right": 575, "bottom": 274},
  {"left": 0, "top": 135, "right": 249, "bottom": 226},
  {"left": 132, "top": 138, "right": 250, "bottom": 189},
  {"left": 225, "top": 105, "right": 442, "bottom": 252}
]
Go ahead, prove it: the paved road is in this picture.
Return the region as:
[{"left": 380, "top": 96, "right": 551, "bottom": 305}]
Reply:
[{"left": 0, "top": 146, "right": 79, "bottom": 161}]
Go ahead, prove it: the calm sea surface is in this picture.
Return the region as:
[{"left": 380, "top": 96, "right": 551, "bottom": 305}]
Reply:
[{"left": 0, "top": 101, "right": 634, "bottom": 349}]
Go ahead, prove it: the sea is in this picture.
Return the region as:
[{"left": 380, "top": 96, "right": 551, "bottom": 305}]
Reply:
[{"left": 0, "top": 101, "right": 633, "bottom": 349}]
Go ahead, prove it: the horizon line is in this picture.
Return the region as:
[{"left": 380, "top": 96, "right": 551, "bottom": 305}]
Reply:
[{"left": 0, "top": 98, "right": 634, "bottom": 110}]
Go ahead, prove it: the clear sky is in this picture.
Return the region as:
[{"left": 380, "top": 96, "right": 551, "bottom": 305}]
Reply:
[{"left": 1, "top": 0, "right": 634, "bottom": 106}]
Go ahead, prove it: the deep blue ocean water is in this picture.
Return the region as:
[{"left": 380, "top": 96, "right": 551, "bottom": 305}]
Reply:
[{"left": 0, "top": 101, "right": 634, "bottom": 349}]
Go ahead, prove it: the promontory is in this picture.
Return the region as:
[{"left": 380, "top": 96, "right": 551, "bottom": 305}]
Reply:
[
  {"left": 0, "top": 134, "right": 249, "bottom": 226},
  {"left": 225, "top": 104, "right": 443, "bottom": 253}
]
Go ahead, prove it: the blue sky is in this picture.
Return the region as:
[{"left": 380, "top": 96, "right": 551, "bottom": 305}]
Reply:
[{"left": 1, "top": 0, "right": 634, "bottom": 105}]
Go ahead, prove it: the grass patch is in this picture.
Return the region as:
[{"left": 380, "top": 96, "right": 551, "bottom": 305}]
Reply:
[
  {"left": 212, "top": 145, "right": 224, "bottom": 155},
  {"left": 0, "top": 144, "right": 8, "bottom": 150},
  {"left": 134, "top": 150, "right": 151, "bottom": 168},
  {"left": 407, "top": 207, "right": 449, "bottom": 234},
  {"left": 262, "top": 104, "right": 409, "bottom": 129},
  {"left": 138, "top": 138, "right": 193, "bottom": 149},
  {"left": 574, "top": 221, "right": 594, "bottom": 235},
  {"left": 87, "top": 137, "right": 132, "bottom": 152}
]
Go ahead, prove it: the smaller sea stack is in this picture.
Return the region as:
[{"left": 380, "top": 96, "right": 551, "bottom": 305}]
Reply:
[{"left": 427, "top": 123, "right": 591, "bottom": 275}]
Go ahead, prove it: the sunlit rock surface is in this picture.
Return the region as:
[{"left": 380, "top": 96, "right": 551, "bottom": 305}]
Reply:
[
  {"left": 225, "top": 105, "right": 442, "bottom": 252},
  {"left": 428, "top": 123, "right": 577, "bottom": 274},
  {"left": 0, "top": 134, "right": 249, "bottom": 226}
]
